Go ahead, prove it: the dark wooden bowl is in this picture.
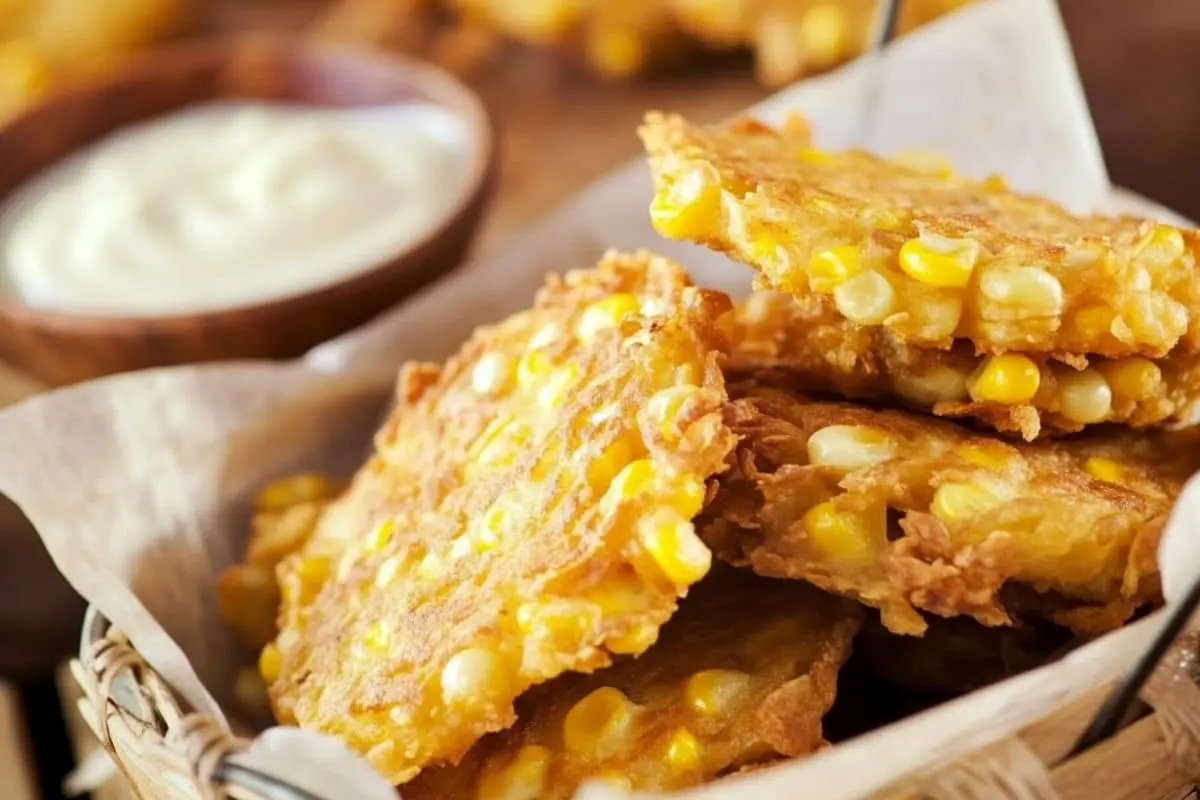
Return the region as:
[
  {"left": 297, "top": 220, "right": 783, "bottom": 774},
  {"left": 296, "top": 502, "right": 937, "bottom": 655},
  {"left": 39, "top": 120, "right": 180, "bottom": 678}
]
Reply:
[{"left": 0, "top": 36, "right": 496, "bottom": 386}]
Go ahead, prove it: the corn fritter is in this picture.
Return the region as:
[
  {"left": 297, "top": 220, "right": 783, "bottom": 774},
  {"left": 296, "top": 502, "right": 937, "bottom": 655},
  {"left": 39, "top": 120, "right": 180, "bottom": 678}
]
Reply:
[
  {"left": 261, "top": 251, "right": 737, "bottom": 783},
  {"left": 405, "top": 567, "right": 860, "bottom": 799},
  {"left": 640, "top": 112, "right": 1200, "bottom": 359},
  {"left": 700, "top": 383, "right": 1197, "bottom": 635}
]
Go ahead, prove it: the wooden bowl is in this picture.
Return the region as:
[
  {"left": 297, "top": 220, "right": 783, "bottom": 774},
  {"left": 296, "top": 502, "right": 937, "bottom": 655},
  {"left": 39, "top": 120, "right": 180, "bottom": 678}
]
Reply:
[{"left": 0, "top": 36, "right": 496, "bottom": 387}]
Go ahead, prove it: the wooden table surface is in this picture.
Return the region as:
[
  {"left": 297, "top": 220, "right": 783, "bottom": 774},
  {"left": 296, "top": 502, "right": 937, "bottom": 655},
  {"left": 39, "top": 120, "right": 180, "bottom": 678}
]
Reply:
[{"left": 5, "top": 0, "right": 1200, "bottom": 795}]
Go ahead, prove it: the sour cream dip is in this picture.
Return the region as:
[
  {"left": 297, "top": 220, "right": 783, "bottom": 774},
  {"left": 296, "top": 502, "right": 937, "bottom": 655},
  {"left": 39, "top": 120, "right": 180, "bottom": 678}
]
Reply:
[{"left": 0, "top": 100, "right": 473, "bottom": 316}]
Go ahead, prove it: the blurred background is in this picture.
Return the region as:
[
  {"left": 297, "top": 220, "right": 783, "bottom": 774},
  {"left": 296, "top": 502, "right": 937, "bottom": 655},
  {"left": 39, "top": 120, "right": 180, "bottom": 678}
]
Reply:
[{"left": 1, "top": 0, "right": 1198, "bottom": 798}]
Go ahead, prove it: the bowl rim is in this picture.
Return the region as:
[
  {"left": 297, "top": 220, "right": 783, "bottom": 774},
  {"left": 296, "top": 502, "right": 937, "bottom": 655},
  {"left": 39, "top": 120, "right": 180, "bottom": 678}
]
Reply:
[{"left": 0, "top": 34, "right": 497, "bottom": 332}]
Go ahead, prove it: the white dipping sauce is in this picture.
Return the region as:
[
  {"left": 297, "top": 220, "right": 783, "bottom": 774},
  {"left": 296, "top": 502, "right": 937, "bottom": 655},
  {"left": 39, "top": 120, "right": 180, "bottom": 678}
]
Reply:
[{"left": 0, "top": 100, "right": 473, "bottom": 316}]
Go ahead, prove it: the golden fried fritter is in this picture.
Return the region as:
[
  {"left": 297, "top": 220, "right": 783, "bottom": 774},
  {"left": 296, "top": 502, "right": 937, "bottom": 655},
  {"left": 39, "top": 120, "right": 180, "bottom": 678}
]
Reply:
[
  {"left": 723, "top": 291, "right": 1200, "bottom": 440},
  {"left": 217, "top": 473, "right": 343, "bottom": 651},
  {"left": 405, "top": 568, "right": 860, "bottom": 800},
  {"left": 699, "top": 383, "right": 1198, "bottom": 636},
  {"left": 640, "top": 112, "right": 1200, "bottom": 359},
  {"left": 262, "top": 251, "right": 737, "bottom": 783}
]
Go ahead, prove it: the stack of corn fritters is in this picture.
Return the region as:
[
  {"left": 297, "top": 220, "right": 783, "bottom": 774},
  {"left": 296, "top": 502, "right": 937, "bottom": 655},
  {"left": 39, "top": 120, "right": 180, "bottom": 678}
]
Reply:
[{"left": 218, "top": 112, "right": 1200, "bottom": 798}]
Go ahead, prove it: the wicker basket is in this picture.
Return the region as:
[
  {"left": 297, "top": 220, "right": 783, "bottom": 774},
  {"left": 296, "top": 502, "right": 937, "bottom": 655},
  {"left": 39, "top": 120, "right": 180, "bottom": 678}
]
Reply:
[{"left": 70, "top": 603, "right": 1200, "bottom": 800}]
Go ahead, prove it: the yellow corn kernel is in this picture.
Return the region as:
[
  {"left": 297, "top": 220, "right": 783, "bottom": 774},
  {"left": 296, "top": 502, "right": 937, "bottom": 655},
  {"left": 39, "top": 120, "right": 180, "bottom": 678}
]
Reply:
[
  {"left": 650, "top": 164, "right": 723, "bottom": 240},
  {"left": 364, "top": 519, "right": 394, "bottom": 553},
  {"left": 578, "top": 293, "right": 642, "bottom": 343},
  {"left": 1096, "top": 357, "right": 1162, "bottom": 404},
  {"left": 685, "top": 669, "right": 751, "bottom": 716},
  {"left": 363, "top": 620, "right": 390, "bottom": 651},
  {"left": 982, "top": 173, "right": 1008, "bottom": 191},
  {"left": 1136, "top": 224, "right": 1186, "bottom": 267},
  {"left": 979, "top": 266, "right": 1065, "bottom": 319},
  {"left": 258, "top": 642, "right": 282, "bottom": 684},
  {"left": 374, "top": 555, "right": 402, "bottom": 589},
  {"left": 294, "top": 556, "right": 331, "bottom": 584},
  {"left": 606, "top": 459, "right": 705, "bottom": 518},
  {"left": 537, "top": 363, "right": 580, "bottom": 411},
  {"left": 256, "top": 473, "right": 330, "bottom": 510},
  {"left": 893, "top": 364, "right": 970, "bottom": 404},
  {"left": 441, "top": 648, "right": 509, "bottom": 706},
  {"left": 588, "top": 436, "right": 640, "bottom": 496},
  {"left": 1084, "top": 457, "right": 1124, "bottom": 484},
  {"left": 909, "top": 292, "right": 964, "bottom": 339},
  {"left": 563, "top": 687, "right": 639, "bottom": 759},
  {"left": 956, "top": 442, "right": 1012, "bottom": 470},
  {"left": 833, "top": 269, "right": 897, "bottom": 324},
  {"left": 801, "top": 502, "right": 878, "bottom": 560},
  {"left": 637, "top": 508, "right": 712, "bottom": 585},
  {"left": 931, "top": 483, "right": 1002, "bottom": 521},
  {"left": 898, "top": 234, "right": 980, "bottom": 288},
  {"left": 478, "top": 745, "right": 552, "bottom": 800},
  {"left": 516, "top": 599, "right": 598, "bottom": 647},
  {"left": 471, "top": 415, "right": 514, "bottom": 467},
  {"left": 666, "top": 728, "right": 703, "bottom": 772},
  {"left": 472, "top": 504, "right": 506, "bottom": 552},
  {"left": 647, "top": 385, "right": 701, "bottom": 441},
  {"left": 1055, "top": 368, "right": 1113, "bottom": 424},
  {"left": 416, "top": 551, "right": 443, "bottom": 580},
  {"left": 528, "top": 322, "right": 563, "bottom": 351},
  {"left": 590, "top": 771, "right": 633, "bottom": 792},
  {"left": 472, "top": 352, "right": 516, "bottom": 396},
  {"left": 517, "top": 350, "right": 553, "bottom": 391},
  {"left": 1066, "top": 304, "right": 1114, "bottom": 341},
  {"left": 807, "top": 245, "right": 863, "bottom": 292},
  {"left": 587, "top": 574, "right": 650, "bottom": 616},
  {"left": 606, "top": 623, "right": 659, "bottom": 655},
  {"left": 806, "top": 425, "right": 897, "bottom": 472},
  {"left": 968, "top": 354, "right": 1041, "bottom": 404}
]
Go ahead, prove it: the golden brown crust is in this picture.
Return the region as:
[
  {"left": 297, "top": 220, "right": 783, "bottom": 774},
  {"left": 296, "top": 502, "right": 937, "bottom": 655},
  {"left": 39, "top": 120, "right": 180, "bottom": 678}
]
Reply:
[
  {"left": 264, "top": 251, "right": 738, "bottom": 782},
  {"left": 723, "top": 291, "right": 1200, "bottom": 440},
  {"left": 405, "top": 568, "right": 860, "bottom": 800},
  {"left": 699, "top": 383, "right": 1196, "bottom": 635},
  {"left": 641, "top": 112, "right": 1200, "bottom": 359}
]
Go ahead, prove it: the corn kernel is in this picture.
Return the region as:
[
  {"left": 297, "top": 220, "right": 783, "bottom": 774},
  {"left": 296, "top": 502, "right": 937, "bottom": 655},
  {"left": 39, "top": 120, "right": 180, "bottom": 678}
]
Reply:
[
  {"left": 1136, "top": 224, "right": 1186, "bottom": 266},
  {"left": 1066, "top": 305, "right": 1114, "bottom": 341},
  {"left": 258, "top": 642, "right": 282, "bottom": 684},
  {"left": 666, "top": 728, "right": 703, "bottom": 772},
  {"left": 294, "top": 556, "right": 330, "bottom": 584},
  {"left": 968, "top": 354, "right": 1041, "bottom": 404},
  {"left": 472, "top": 415, "right": 515, "bottom": 467},
  {"left": 606, "top": 459, "right": 706, "bottom": 518},
  {"left": 578, "top": 293, "right": 641, "bottom": 343},
  {"left": 563, "top": 687, "right": 639, "bottom": 759},
  {"left": 807, "top": 425, "right": 897, "bottom": 472},
  {"left": 1055, "top": 368, "right": 1113, "bottom": 424},
  {"left": 801, "top": 502, "right": 878, "bottom": 560},
  {"left": 590, "top": 771, "right": 633, "bottom": 792},
  {"left": 516, "top": 599, "right": 598, "bottom": 647},
  {"left": 478, "top": 745, "right": 552, "bottom": 800},
  {"left": 606, "top": 623, "right": 659, "bottom": 655},
  {"left": 685, "top": 669, "right": 751, "bottom": 716},
  {"left": 909, "top": 292, "right": 964, "bottom": 339},
  {"left": 364, "top": 519, "right": 393, "bottom": 553},
  {"left": 1084, "top": 457, "right": 1124, "bottom": 484},
  {"left": 807, "top": 245, "right": 863, "bottom": 292},
  {"left": 375, "top": 555, "right": 402, "bottom": 589},
  {"left": 898, "top": 234, "right": 980, "bottom": 288},
  {"left": 257, "top": 473, "right": 330, "bottom": 510},
  {"left": 931, "top": 483, "right": 1002, "bottom": 521},
  {"left": 650, "top": 164, "right": 723, "bottom": 240},
  {"left": 979, "top": 266, "right": 1064, "bottom": 319},
  {"left": 956, "top": 442, "right": 1011, "bottom": 470},
  {"left": 587, "top": 26, "right": 646, "bottom": 78},
  {"left": 473, "top": 504, "right": 506, "bottom": 551},
  {"left": 528, "top": 323, "right": 563, "bottom": 351},
  {"left": 441, "top": 648, "right": 509, "bottom": 706},
  {"left": 833, "top": 269, "right": 897, "bottom": 324},
  {"left": 537, "top": 363, "right": 580, "bottom": 411},
  {"left": 589, "top": 436, "right": 640, "bottom": 495},
  {"left": 1096, "top": 357, "right": 1161, "bottom": 404},
  {"left": 587, "top": 574, "right": 650, "bottom": 615},
  {"left": 637, "top": 508, "right": 712, "bottom": 585},
  {"left": 517, "top": 350, "right": 553, "bottom": 391},
  {"left": 363, "top": 620, "right": 390, "bottom": 651},
  {"left": 472, "top": 352, "right": 516, "bottom": 396},
  {"left": 416, "top": 552, "right": 443, "bottom": 580},
  {"left": 893, "top": 364, "right": 970, "bottom": 404},
  {"left": 647, "top": 385, "right": 701, "bottom": 441},
  {"left": 982, "top": 174, "right": 1008, "bottom": 191}
]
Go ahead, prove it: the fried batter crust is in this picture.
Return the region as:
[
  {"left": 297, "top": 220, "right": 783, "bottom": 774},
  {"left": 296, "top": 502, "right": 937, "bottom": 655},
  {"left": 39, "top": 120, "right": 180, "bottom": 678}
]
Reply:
[
  {"left": 405, "top": 568, "right": 860, "bottom": 800},
  {"left": 264, "top": 251, "right": 738, "bottom": 783},
  {"left": 640, "top": 112, "right": 1200, "bottom": 359},
  {"left": 723, "top": 291, "right": 1200, "bottom": 440},
  {"left": 700, "top": 383, "right": 1197, "bottom": 635}
]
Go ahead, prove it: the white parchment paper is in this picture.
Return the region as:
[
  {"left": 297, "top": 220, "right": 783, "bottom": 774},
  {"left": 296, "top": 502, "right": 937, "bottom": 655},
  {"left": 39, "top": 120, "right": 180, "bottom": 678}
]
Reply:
[{"left": 1, "top": 0, "right": 1195, "bottom": 797}]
